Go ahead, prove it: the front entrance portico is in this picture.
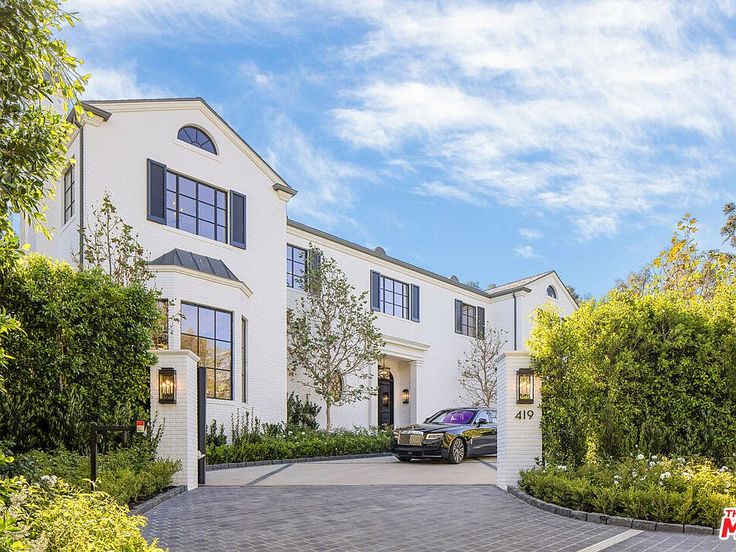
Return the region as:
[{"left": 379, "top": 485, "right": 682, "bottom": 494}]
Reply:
[{"left": 374, "top": 335, "right": 429, "bottom": 427}]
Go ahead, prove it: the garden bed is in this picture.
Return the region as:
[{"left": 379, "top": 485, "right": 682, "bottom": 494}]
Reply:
[{"left": 518, "top": 455, "right": 735, "bottom": 529}]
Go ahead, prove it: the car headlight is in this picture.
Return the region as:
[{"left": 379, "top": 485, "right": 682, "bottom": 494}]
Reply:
[{"left": 424, "top": 433, "right": 444, "bottom": 441}]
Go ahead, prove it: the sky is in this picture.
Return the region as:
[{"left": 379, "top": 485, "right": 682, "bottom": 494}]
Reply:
[{"left": 62, "top": 0, "right": 736, "bottom": 297}]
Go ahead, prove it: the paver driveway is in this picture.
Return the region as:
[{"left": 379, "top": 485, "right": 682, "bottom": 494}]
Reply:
[{"left": 142, "top": 457, "right": 732, "bottom": 551}]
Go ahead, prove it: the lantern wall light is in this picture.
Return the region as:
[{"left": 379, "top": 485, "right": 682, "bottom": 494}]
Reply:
[
  {"left": 401, "top": 388, "right": 410, "bottom": 404},
  {"left": 159, "top": 367, "right": 177, "bottom": 404},
  {"left": 516, "top": 368, "right": 534, "bottom": 404}
]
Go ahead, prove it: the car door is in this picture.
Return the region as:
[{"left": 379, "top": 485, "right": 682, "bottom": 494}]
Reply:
[{"left": 470, "top": 410, "right": 497, "bottom": 455}]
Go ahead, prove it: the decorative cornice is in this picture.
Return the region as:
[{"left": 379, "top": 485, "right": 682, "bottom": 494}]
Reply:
[{"left": 149, "top": 265, "right": 253, "bottom": 297}]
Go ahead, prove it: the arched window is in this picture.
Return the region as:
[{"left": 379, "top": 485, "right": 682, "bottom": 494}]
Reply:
[
  {"left": 546, "top": 285, "right": 557, "bottom": 299},
  {"left": 177, "top": 126, "right": 217, "bottom": 154}
]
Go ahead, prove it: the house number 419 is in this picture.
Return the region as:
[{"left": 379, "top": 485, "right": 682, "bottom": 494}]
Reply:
[{"left": 515, "top": 410, "right": 534, "bottom": 420}]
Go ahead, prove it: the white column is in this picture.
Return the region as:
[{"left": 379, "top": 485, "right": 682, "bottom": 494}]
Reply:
[
  {"left": 409, "top": 359, "right": 424, "bottom": 424},
  {"left": 150, "top": 349, "right": 200, "bottom": 490},
  {"left": 495, "top": 351, "right": 542, "bottom": 490}
]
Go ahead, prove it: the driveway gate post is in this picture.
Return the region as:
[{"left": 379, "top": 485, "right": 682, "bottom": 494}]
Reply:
[
  {"left": 150, "top": 349, "right": 201, "bottom": 490},
  {"left": 495, "top": 351, "right": 542, "bottom": 490}
]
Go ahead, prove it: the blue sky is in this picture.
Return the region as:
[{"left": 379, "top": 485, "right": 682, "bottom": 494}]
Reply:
[{"left": 63, "top": 1, "right": 736, "bottom": 297}]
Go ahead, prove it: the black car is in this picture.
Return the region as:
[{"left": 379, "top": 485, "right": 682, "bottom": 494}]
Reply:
[{"left": 391, "top": 407, "right": 497, "bottom": 464}]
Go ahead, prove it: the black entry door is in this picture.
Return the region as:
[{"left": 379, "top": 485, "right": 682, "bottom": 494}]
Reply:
[{"left": 378, "top": 378, "right": 394, "bottom": 427}]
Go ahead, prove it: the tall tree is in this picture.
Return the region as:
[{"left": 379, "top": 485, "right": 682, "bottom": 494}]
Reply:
[
  {"left": 721, "top": 202, "right": 736, "bottom": 249},
  {"left": 0, "top": 0, "right": 87, "bottom": 384},
  {"left": 287, "top": 246, "right": 384, "bottom": 432},
  {"left": 457, "top": 324, "right": 507, "bottom": 406},
  {"left": 618, "top": 213, "right": 734, "bottom": 299},
  {"left": 80, "top": 193, "right": 150, "bottom": 285}
]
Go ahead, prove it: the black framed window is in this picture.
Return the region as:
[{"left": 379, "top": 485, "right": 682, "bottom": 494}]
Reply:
[
  {"left": 287, "top": 244, "right": 307, "bottom": 289},
  {"left": 63, "top": 166, "right": 75, "bottom": 223},
  {"left": 241, "top": 317, "right": 248, "bottom": 404},
  {"left": 180, "top": 302, "right": 233, "bottom": 400},
  {"left": 380, "top": 275, "right": 409, "bottom": 319},
  {"left": 177, "top": 126, "right": 217, "bottom": 154},
  {"left": 461, "top": 303, "right": 476, "bottom": 337},
  {"left": 166, "top": 171, "right": 227, "bottom": 243}
]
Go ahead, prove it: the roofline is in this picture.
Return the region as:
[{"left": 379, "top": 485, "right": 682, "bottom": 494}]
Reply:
[
  {"left": 79, "top": 97, "right": 297, "bottom": 196},
  {"left": 66, "top": 101, "right": 112, "bottom": 123},
  {"left": 288, "top": 219, "right": 533, "bottom": 300}
]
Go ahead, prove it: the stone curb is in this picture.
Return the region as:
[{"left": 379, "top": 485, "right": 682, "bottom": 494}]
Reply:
[
  {"left": 205, "top": 452, "right": 393, "bottom": 471},
  {"left": 130, "top": 485, "right": 187, "bottom": 515},
  {"left": 506, "top": 486, "right": 716, "bottom": 536}
]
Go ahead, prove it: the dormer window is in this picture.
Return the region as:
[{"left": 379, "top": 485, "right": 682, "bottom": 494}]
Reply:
[
  {"left": 546, "top": 285, "right": 557, "bottom": 299},
  {"left": 177, "top": 126, "right": 217, "bottom": 154}
]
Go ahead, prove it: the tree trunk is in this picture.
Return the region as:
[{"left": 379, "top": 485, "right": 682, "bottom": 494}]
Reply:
[{"left": 325, "top": 402, "right": 331, "bottom": 433}]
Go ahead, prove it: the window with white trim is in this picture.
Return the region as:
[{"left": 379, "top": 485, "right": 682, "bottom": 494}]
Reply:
[
  {"left": 380, "top": 275, "right": 409, "bottom": 319},
  {"left": 63, "top": 166, "right": 74, "bottom": 223}
]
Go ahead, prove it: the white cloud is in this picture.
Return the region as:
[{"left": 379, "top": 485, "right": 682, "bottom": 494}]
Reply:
[
  {"left": 412, "top": 181, "right": 475, "bottom": 203},
  {"left": 519, "top": 228, "right": 541, "bottom": 240},
  {"left": 514, "top": 245, "right": 537, "bottom": 259},
  {"left": 327, "top": 1, "right": 736, "bottom": 238},
  {"left": 240, "top": 62, "right": 273, "bottom": 88},
  {"left": 81, "top": 64, "right": 168, "bottom": 99},
  {"left": 573, "top": 214, "right": 619, "bottom": 241},
  {"left": 264, "top": 115, "right": 370, "bottom": 230}
]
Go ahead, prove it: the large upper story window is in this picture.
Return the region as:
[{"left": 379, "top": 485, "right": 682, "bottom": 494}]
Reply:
[
  {"left": 460, "top": 302, "right": 476, "bottom": 337},
  {"left": 166, "top": 171, "right": 227, "bottom": 243},
  {"left": 63, "top": 166, "right": 74, "bottom": 224},
  {"left": 370, "top": 270, "right": 420, "bottom": 322},
  {"left": 177, "top": 126, "right": 217, "bottom": 154},
  {"left": 287, "top": 244, "right": 307, "bottom": 290},
  {"left": 379, "top": 275, "right": 409, "bottom": 319},
  {"left": 546, "top": 285, "right": 557, "bottom": 299},
  {"left": 454, "top": 300, "right": 485, "bottom": 338},
  {"left": 180, "top": 302, "right": 233, "bottom": 400}
]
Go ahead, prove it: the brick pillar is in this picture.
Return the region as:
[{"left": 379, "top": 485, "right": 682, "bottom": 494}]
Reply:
[
  {"left": 495, "top": 351, "right": 542, "bottom": 490},
  {"left": 409, "top": 359, "right": 424, "bottom": 424},
  {"left": 150, "top": 349, "right": 200, "bottom": 490}
]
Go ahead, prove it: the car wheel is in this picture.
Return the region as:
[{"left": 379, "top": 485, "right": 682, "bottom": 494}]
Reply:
[
  {"left": 396, "top": 455, "right": 411, "bottom": 462},
  {"left": 447, "top": 438, "right": 465, "bottom": 464}
]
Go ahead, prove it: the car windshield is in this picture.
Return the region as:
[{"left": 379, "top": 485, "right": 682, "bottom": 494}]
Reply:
[{"left": 427, "top": 409, "right": 477, "bottom": 425}]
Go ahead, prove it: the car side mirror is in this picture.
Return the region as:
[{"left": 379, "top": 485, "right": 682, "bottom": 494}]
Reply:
[
  {"left": 477, "top": 419, "right": 488, "bottom": 425},
  {"left": 424, "top": 418, "right": 430, "bottom": 423}
]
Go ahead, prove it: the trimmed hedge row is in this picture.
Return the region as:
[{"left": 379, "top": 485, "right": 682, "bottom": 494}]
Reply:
[{"left": 206, "top": 429, "right": 392, "bottom": 464}]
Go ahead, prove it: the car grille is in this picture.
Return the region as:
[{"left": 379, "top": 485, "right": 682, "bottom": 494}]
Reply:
[{"left": 398, "top": 432, "right": 424, "bottom": 446}]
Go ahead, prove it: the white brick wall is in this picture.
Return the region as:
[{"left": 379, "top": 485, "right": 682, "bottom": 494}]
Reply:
[
  {"left": 151, "top": 349, "right": 200, "bottom": 490},
  {"left": 495, "top": 351, "right": 542, "bottom": 490}
]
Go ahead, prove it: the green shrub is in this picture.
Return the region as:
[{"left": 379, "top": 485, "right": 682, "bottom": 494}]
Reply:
[
  {"left": 1, "top": 452, "right": 162, "bottom": 551},
  {"left": 207, "top": 427, "right": 391, "bottom": 464},
  {"left": 5, "top": 435, "right": 179, "bottom": 506},
  {"left": 519, "top": 455, "right": 735, "bottom": 527},
  {"left": 0, "top": 254, "right": 161, "bottom": 452},
  {"left": 287, "top": 392, "right": 321, "bottom": 431},
  {"left": 529, "top": 284, "right": 736, "bottom": 465}
]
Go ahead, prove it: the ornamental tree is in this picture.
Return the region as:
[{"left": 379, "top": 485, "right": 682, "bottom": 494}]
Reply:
[
  {"left": 457, "top": 324, "right": 506, "bottom": 406},
  {"left": 287, "top": 246, "right": 384, "bottom": 432},
  {"left": 80, "top": 193, "right": 150, "bottom": 285}
]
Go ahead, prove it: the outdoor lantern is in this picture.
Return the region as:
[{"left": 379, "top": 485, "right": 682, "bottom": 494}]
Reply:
[
  {"left": 402, "top": 388, "right": 410, "bottom": 404},
  {"left": 159, "top": 367, "right": 176, "bottom": 404},
  {"left": 516, "top": 368, "right": 534, "bottom": 404},
  {"left": 382, "top": 392, "right": 390, "bottom": 406}
]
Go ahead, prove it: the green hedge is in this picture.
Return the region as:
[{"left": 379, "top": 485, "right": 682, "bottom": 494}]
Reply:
[
  {"left": 207, "top": 428, "right": 391, "bottom": 464},
  {"left": 519, "top": 456, "right": 735, "bottom": 528},
  {"left": 0, "top": 254, "right": 160, "bottom": 452},
  {"left": 529, "top": 286, "right": 736, "bottom": 465}
]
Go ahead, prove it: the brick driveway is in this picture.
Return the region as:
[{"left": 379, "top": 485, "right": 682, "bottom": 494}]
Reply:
[{"left": 142, "top": 459, "right": 732, "bottom": 552}]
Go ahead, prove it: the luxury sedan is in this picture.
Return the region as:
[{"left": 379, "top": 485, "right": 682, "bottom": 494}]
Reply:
[{"left": 391, "top": 407, "right": 497, "bottom": 464}]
